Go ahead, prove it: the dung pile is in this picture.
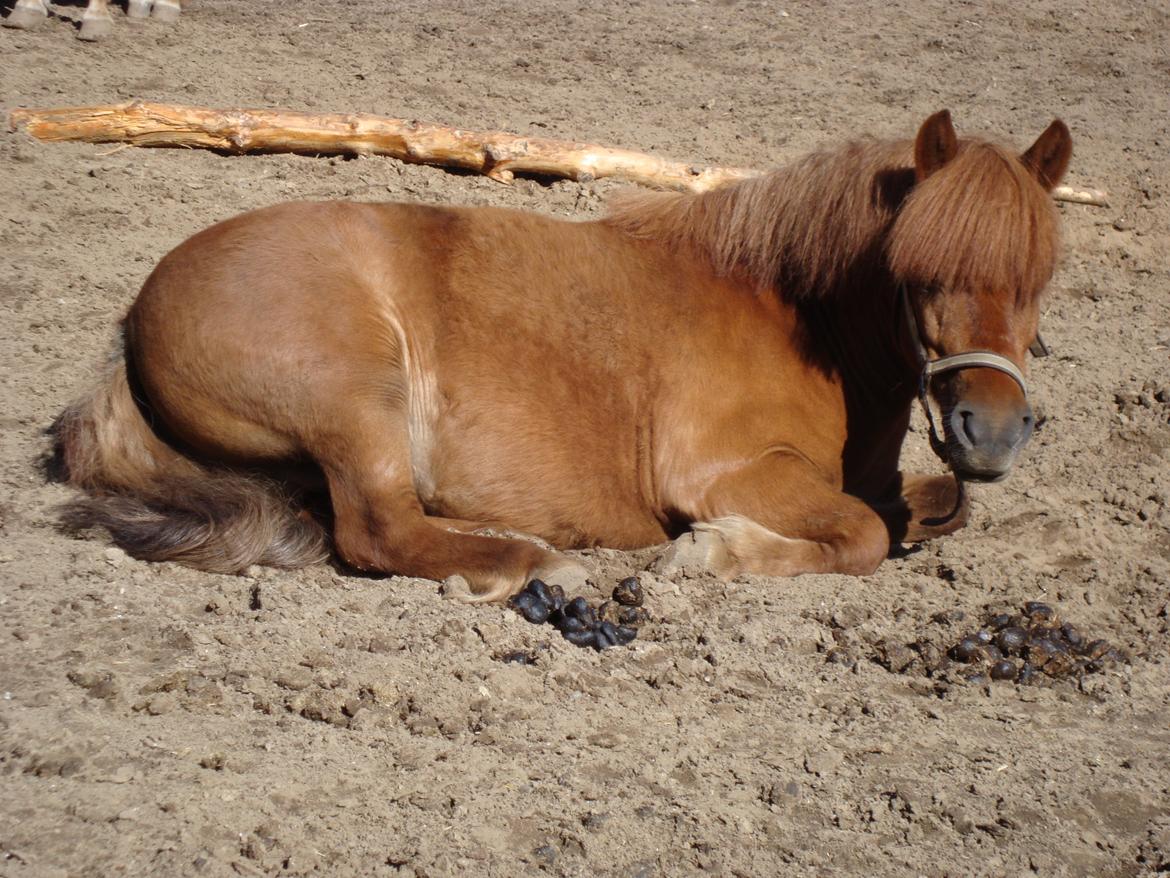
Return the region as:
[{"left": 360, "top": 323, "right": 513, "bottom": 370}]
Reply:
[
  {"left": 873, "top": 601, "right": 1128, "bottom": 686},
  {"left": 507, "top": 577, "right": 648, "bottom": 650}
]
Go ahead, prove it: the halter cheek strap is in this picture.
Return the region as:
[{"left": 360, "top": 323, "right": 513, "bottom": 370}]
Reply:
[{"left": 899, "top": 284, "right": 1030, "bottom": 463}]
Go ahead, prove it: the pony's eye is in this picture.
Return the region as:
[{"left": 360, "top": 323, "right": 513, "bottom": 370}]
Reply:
[{"left": 1028, "top": 334, "right": 1051, "bottom": 358}]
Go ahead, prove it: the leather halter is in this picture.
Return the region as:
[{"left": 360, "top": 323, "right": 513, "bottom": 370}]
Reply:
[{"left": 899, "top": 284, "right": 1030, "bottom": 463}]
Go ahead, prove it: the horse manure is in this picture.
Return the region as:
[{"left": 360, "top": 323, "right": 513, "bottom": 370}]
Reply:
[
  {"left": 613, "top": 625, "right": 638, "bottom": 646},
  {"left": 598, "top": 600, "right": 622, "bottom": 625},
  {"left": 995, "top": 626, "right": 1028, "bottom": 655},
  {"left": 951, "top": 636, "right": 983, "bottom": 663},
  {"left": 893, "top": 601, "right": 1128, "bottom": 689},
  {"left": 989, "top": 658, "right": 1018, "bottom": 681},
  {"left": 553, "top": 614, "right": 588, "bottom": 634},
  {"left": 1082, "top": 639, "right": 1111, "bottom": 660},
  {"left": 1023, "top": 601, "right": 1055, "bottom": 621},
  {"left": 506, "top": 577, "right": 645, "bottom": 652},
  {"left": 612, "top": 577, "right": 644, "bottom": 607},
  {"left": 563, "top": 628, "right": 597, "bottom": 649},
  {"left": 1060, "top": 623, "right": 1084, "bottom": 649},
  {"left": 526, "top": 579, "right": 553, "bottom": 607},
  {"left": 618, "top": 606, "right": 650, "bottom": 627},
  {"left": 509, "top": 589, "right": 551, "bottom": 625}
]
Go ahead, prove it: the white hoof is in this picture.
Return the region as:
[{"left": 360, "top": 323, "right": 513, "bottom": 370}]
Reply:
[{"left": 151, "top": 0, "right": 180, "bottom": 23}]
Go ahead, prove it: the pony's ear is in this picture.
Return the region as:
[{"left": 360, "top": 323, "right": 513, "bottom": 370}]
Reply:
[
  {"left": 914, "top": 110, "right": 959, "bottom": 182},
  {"left": 1021, "top": 120, "right": 1073, "bottom": 191}
]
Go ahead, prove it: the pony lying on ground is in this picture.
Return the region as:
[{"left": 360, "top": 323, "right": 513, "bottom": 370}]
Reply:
[{"left": 51, "top": 110, "right": 1072, "bottom": 600}]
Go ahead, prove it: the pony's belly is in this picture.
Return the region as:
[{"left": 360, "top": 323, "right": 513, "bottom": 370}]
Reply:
[{"left": 419, "top": 415, "right": 667, "bottom": 550}]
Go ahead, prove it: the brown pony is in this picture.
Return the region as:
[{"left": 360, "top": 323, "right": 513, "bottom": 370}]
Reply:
[{"left": 51, "top": 110, "right": 1072, "bottom": 600}]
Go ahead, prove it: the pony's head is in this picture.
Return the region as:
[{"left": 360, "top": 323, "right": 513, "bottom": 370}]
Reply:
[{"left": 888, "top": 110, "right": 1072, "bottom": 481}]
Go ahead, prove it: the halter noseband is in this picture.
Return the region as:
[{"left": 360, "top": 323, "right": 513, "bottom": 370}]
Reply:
[{"left": 899, "top": 283, "right": 1030, "bottom": 463}]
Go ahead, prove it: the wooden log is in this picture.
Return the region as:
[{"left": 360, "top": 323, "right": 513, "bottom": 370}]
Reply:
[{"left": 6, "top": 100, "right": 1108, "bottom": 205}]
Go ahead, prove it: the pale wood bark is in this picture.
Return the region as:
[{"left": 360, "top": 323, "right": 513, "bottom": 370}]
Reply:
[{"left": 7, "top": 100, "right": 1107, "bottom": 205}]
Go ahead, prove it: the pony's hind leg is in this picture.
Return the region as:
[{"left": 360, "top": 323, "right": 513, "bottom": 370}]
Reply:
[
  {"left": 127, "top": 0, "right": 153, "bottom": 20},
  {"left": 3, "top": 0, "right": 49, "bottom": 30},
  {"left": 78, "top": 0, "right": 113, "bottom": 40},
  {"left": 311, "top": 408, "right": 586, "bottom": 602}
]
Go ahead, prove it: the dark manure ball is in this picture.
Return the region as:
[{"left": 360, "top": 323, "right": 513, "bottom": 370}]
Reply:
[
  {"left": 990, "top": 658, "right": 1019, "bottom": 681},
  {"left": 1082, "top": 639, "right": 1111, "bottom": 660},
  {"left": 987, "top": 613, "right": 1014, "bottom": 631},
  {"left": 525, "top": 579, "right": 552, "bottom": 606},
  {"left": 563, "top": 628, "right": 597, "bottom": 649},
  {"left": 995, "top": 626, "right": 1028, "bottom": 655},
  {"left": 1023, "top": 601, "right": 1055, "bottom": 622},
  {"left": 552, "top": 613, "right": 588, "bottom": 634},
  {"left": 508, "top": 590, "right": 550, "bottom": 625},
  {"left": 1059, "top": 623, "right": 1084, "bottom": 649},
  {"left": 951, "top": 636, "right": 983, "bottom": 663},
  {"left": 618, "top": 606, "right": 650, "bottom": 627},
  {"left": 612, "top": 577, "right": 644, "bottom": 607},
  {"left": 598, "top": 601, "right": 623, "bottom": 625}
]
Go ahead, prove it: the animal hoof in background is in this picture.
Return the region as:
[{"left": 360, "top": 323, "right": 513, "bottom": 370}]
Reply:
[
  {"left": 78, "top": 14, "right": 113, "bottom": 40},
  {"left": 151, "top": 0, "right": 181, "bottom": 23},
  {"left": 3, "top": 2, "right": 48, "bottom": 30},
  {"left": 127, "top": 0, "right": 153, "bottom": 20}
]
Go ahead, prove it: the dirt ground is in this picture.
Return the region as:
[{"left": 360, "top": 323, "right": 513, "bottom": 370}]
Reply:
[{"left": 1, "top": 1, "right": 1168, "bottom": 875}]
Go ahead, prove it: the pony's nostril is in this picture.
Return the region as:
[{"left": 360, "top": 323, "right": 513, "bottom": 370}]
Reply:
[{"left": 958, "top": 408, "right": 985, "bottom": 447}]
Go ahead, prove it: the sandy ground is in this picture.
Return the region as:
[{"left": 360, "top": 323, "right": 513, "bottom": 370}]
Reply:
[{"left": 1, "top": 1, "right": 1169, "bottom": 875}]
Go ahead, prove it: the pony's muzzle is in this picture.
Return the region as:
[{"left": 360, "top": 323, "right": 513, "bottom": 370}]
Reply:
[{"left": 947, "top": 396, "right": 1034, "bottom": 481}]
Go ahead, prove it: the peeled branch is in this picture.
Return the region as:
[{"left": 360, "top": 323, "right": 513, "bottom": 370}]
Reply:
[{"left": 6, "top": 100, "right": 1108, "bottom": 205}]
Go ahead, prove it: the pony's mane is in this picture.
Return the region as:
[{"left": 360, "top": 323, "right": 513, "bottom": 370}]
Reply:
[
  {"left": 887, "top": 141, "right": 1061, "bottom": 301},
  {"left": 605, "top": 136, "right": 1060, "bottom": 302}
]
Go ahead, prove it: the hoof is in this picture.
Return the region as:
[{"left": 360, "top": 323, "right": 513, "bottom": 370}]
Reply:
[
  {"left": 652, "top": 528, "right": 731, "bottom": 577},
  {"left": 3, "top": 5, "right": 48, "bottom": 30},
  {"left": 78, "top": 15, "right": 114, "bottom": 40},
  {"left": 531, "top": 557, "right": 591, "bottom": 595},
  {"left": 127, "top": 0, "right": 153, "bottom": 20},
  {"left": 151, "top": 0, "right": 181, "bottom": 23}
]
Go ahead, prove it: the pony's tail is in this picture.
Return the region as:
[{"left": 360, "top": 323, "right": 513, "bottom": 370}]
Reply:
[{"left": 49, "top": 344, "right": 328, "bottom": 574}]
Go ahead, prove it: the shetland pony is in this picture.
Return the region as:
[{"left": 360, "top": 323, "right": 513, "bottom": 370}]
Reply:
[{"left": 51, "top": 110, "right": 1072, "bottom": 599}]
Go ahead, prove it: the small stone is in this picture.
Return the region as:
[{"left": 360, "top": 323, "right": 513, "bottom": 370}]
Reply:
[
  {"left": 146, "top": 693, "right": 178, "bottom": 715},
  {"left": 1112, "top": 217, "right": 1133, "bottom": 231},
  {"left": 274, "top": 669, "right": 314, "bottom": 691}
]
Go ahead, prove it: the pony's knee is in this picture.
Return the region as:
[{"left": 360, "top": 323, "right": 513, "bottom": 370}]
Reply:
[{"left": 836, "top": 514, "right": 890, "bottom": 575}]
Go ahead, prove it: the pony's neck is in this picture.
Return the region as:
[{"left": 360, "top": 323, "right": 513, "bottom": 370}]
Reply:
[
  {"left": 606, "top": 139, "right": 915, "bottom": 302},
  {"left": 607, "top": 139, "right": 922, "bottom": 404}
]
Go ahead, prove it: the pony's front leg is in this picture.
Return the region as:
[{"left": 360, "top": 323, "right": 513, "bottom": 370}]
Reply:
[
  {"left": 673, "top": 454, "right": 890, "bottom": 579},
  {"left": 866, "top": 473, "right": 969, "bottom": 544},
  {"left": 78, "top": 0, "right": 113, "bottom": 41}
]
